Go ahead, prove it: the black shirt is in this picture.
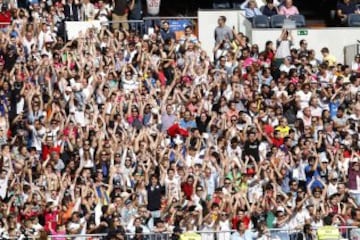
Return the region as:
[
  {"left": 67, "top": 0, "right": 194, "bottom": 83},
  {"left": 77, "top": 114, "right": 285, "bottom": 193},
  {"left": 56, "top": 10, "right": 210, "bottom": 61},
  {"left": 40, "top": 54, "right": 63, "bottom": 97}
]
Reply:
[
  {"left": 113, "top": 0, "right": 128, "bottom": 15},
  {"left": 195, "top": 116, "right": 211, "bottom": 133},
  {"left": 146, "top": 184, "right": 164, "bottom": 211},
  {"left": 243, "top": 139, "right": 260, "bottom": 162}
]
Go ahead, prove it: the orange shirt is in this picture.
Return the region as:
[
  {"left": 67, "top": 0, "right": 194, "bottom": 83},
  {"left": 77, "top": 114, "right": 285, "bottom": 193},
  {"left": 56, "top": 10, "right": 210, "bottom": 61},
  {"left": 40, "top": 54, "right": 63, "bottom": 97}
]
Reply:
[{"left": 58, "top": 202, "right": 74, "bottom": 225}]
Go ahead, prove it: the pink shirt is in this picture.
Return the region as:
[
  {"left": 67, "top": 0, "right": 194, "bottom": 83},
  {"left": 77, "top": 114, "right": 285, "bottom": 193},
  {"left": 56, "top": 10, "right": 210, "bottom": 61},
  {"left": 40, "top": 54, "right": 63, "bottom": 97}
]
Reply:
[{"left": 279, "top": 6, "right": 299, "bottom": 17}]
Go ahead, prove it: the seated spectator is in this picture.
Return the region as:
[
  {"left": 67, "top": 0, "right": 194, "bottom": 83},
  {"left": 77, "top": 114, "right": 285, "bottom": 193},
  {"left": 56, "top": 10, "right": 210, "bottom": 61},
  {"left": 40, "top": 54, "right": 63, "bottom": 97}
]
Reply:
[
  {"left": 279, "top": 0, "right": 299, "bottom": 17},
  {"left": 336, "top": 0, "right": 360, "bottom": 25},
  {"left": 240, "top": 0, "right": 263, "bottom": 21},
  {"left": 255, "top": 0, "right": 281, "bottom": 9},
  {"left": 262, "top": 0, "right": 279, "bottom": 17}
]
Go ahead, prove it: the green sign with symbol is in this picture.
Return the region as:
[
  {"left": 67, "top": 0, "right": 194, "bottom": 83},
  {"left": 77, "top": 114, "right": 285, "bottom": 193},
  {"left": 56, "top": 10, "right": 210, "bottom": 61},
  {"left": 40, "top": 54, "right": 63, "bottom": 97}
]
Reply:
[{"left": 297, "top": 30, "right": 308, "bottom": 36}]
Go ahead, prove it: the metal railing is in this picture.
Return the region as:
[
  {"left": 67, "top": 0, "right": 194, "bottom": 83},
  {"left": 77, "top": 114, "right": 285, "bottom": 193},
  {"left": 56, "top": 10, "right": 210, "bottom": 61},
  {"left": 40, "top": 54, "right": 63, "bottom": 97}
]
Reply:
[
  {"left": 64, "top": 16, "right": 198, "bottom": 41},
  {"left": 45, "top": 227, "right": 360, "bottom": 240}
]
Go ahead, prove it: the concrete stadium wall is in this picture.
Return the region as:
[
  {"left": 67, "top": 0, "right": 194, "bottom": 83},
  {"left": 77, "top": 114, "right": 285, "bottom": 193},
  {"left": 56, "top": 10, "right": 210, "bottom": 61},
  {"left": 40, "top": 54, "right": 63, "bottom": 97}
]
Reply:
[{"left": 198, "top": 10, "right": 360, "bottom": 64}]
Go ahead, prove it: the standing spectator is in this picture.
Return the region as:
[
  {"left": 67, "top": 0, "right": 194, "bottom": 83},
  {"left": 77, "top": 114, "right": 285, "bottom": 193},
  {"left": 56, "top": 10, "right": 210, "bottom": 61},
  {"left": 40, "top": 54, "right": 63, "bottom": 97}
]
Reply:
[
  {"left": 146, "top": 175, "right": 164, "bottom": 220},
  {"left": 279, "top": 0, "right": 299, "bottom": 18},
  {"left": 64, "top": 0, "right": 80, "bottom": 21},
  {"left": 214, "top": 16, "right": 233, "bottom": 45},
  {"left": 80, "top": 0, "right": 95, "bottom": 21},
  {"left": 129, "top": 0, "right": 143, "bottom": 29},
  {"left": 274, "top": 29, "right": 293, "bottom": 67},
  {"left": 144, "top": 0, "right": 162, "bottom": 30},
  {"left": 112, "top": 0, "right": 134, "bottom": 30}
]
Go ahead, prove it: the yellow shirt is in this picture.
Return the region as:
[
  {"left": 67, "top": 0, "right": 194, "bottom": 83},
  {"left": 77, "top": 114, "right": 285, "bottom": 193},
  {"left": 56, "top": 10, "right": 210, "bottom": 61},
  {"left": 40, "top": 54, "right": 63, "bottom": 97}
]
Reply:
[
  {"left": 323, "top": 55, "right": 337, "bottom": 67},
  {"left": 180, "top": 232, "right": 202, "bottom": 240},
  {"left": 317, "top": 226, "right": 340, "bottom": 240},
  {"left": 275, "top": 126, "right": 290, "bottom": 138}
]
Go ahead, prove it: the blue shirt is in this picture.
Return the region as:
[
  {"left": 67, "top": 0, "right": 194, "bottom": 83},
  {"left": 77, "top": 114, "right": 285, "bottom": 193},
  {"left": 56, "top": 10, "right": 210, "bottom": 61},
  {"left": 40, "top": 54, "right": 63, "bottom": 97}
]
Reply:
[
  {"left": 179, "top": 119, "right": 197, "bottom": 130},
  {"left": 240, "top": 0, "right": 263, "bottom": 18},
  {"left": 329, "top": 100, "right": 341, "bottom": 119},
  {"left": 305, "top": 165, "right": 323, "bottom": 189}
]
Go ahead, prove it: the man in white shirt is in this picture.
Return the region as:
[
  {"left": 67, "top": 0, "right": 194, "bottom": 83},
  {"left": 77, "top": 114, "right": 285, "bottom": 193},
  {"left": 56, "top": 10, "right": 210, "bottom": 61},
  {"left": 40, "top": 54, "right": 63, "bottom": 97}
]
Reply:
[{"left": 0, "top": 169, "right": 10, "bottom": 199}]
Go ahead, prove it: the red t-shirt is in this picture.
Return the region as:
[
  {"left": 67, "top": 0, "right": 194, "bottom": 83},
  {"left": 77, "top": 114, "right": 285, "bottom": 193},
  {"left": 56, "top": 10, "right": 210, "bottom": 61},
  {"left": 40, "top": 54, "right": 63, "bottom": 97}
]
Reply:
[
  {"left": 44, "top": 210, "right": 58, "bottom": 232},
  {"left": 42, "top": 145, "right": 61, "bottom": 161},
  {"left": 181, "top": 182, "right": 193, "bottom": 200},
  {"left": 270, "top": 137, "right": 284, "bottom": 148},
  {"left": 232, "top": 215, "right": 251, "bottom": 229}
]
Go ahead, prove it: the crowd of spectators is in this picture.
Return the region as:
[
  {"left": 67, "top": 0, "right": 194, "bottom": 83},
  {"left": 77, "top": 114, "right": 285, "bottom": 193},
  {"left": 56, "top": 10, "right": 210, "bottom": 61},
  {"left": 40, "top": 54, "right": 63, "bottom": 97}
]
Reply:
[{"left": 0, "top": 0, "right": 360, "bottom": 240}]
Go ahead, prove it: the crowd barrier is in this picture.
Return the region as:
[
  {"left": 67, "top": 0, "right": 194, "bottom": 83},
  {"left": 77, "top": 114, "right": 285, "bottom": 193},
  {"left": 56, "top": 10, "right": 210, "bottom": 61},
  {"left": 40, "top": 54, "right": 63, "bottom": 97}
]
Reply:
[{"left": 44, "top": 227, "right": 360, "bottom": 240}]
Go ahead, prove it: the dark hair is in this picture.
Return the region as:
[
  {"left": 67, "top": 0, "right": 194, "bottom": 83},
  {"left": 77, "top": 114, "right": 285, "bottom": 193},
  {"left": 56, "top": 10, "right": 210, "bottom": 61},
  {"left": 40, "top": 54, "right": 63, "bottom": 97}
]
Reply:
[{"left": 219, "top": 16, "right": 227, "bottom": 22}]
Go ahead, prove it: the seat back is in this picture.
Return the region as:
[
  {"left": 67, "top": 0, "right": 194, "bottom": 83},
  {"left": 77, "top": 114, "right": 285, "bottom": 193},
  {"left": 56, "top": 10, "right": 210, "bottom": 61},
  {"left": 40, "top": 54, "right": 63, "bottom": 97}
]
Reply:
[
  {"left": 348, "top": 13, "right": 360, "bottom": 27},
  {"left": 252, "top": 15, "right": 270, "bottom": 28},
  {"left": 270, "top": 14, "right": 286, "bottom": 28},
  {"left": 289, "top": 14, "right": 306, "bottom": 27}
]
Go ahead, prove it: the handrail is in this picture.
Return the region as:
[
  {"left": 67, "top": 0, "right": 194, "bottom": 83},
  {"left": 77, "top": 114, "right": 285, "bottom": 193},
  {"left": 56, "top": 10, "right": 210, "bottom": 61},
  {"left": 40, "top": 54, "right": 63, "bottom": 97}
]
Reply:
[
  {"left": 101, "top": 20, "right": 144, "bottom": 24},
  {"left": 47, "top": 227, "right": 360, "bottom": 238},
  {"left": 143, "top": 16, "right": 198, "bottom": 20},
  {"left": 48, "top": 233, "right": 108, "bottom": 238}
]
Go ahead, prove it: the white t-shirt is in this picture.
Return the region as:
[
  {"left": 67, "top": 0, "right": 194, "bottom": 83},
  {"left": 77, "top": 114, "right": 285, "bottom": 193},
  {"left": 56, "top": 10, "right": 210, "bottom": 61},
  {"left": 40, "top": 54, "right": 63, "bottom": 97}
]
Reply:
[
  {"left": 146, "top": 0, "right": 161, "bottom": 15},
  {"left": 30, "top": 125, "right": 46, "bottom": 151},
  {"left": 165, "top": 175, "right": 181, "bottom": 200},
  {"left": 296, "top": 90, "right": 312, "bottom": 109}
]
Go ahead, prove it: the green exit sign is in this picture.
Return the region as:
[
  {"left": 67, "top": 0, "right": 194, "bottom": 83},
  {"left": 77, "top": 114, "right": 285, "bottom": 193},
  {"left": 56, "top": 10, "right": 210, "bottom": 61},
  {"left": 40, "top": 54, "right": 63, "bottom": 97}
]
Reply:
[{"left": 297, "top": 30, "right": 308, "bottom": 36}]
